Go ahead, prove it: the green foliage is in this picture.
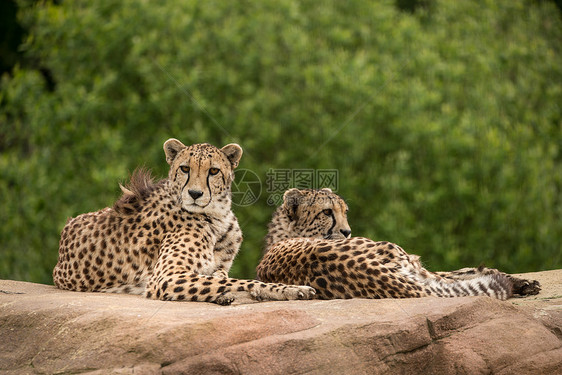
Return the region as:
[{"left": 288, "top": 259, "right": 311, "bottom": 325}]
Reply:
[{"left": 1, "top": 0, "right": 561, "bottom": 284}]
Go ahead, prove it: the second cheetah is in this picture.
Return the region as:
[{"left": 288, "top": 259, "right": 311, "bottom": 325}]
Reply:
[{"left": 256, "top": 188, "right": 541, "bottom": 300}]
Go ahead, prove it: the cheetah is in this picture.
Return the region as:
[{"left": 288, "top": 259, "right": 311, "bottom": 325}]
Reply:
[
  {"left": 256, "top": 188, "right": 541, "bottom": 300},
  {"left": 53, "top": 139, "right": 315, "bottom": 305}
]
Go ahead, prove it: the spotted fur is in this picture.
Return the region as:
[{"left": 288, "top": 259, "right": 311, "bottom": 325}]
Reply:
[
  {"left": 257, "top": 189, "right": 541, "bottom": 300},
  {"left": 53, "top": 139, "right": 315, "bottom": 305}
]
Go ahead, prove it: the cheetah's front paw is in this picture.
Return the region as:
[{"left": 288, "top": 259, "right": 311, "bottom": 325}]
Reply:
[
  {"left": 212, "top": 269, "right": 229, "bottom": 279},
  {"left": 250, "top": 285, "right": 316, "bottom": 301},
  {"left": 283, "top": 285, "right": 316, "bottom": 300},
  {"left": 215, "top": 292, "right": 236, "bottom": 306}
]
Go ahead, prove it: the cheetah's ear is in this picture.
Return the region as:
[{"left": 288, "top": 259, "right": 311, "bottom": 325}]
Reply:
[
  {"left": 163, "top": 138, "right": 186, "bottom": 165},
  {"left": 221, "top": 143, "right": 243, "bottom": 169},
  {"left": 283, "top": 188, "right": 303, "bottom": 221},
  {"left": 321, "top": 188, "right": 332, "bottom": 193}
]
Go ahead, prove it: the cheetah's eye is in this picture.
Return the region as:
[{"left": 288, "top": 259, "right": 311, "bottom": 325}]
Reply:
[
  {"left": 209, "top": 168, "right": 220, "bottom": 176},
  {"left": 179, "top": 166, "right": 190, "bottom": 174},
  {"left": 322, "top": 209, "right": 333, "bottom": 216}
]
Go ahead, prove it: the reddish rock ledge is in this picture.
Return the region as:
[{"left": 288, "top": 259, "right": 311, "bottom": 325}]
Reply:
[{"left": 1, "top": 270, "right": 560, "bottom": 374}]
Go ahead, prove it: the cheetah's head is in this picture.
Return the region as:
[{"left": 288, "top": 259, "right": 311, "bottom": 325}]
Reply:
[
  {"left": 163, "top": 139, "right": 242, "bottom": 215},
  {"left": 281, "top": 188, "right": 352, "bottom": 240}
]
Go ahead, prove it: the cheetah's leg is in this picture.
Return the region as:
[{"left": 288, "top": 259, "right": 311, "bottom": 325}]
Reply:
[
  {"left": 147, "top": 234, "right": 315, "bottom": 304},
  {"left": 144, "top": 272, "right": 316, "bottom": 305},
  {"left": 211, "top": 213, "right": 243, "bottom": 279}
]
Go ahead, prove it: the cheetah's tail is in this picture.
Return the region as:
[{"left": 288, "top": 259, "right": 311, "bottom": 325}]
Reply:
[{"left": 425, "top": 274, "right": 513, "bottom": 300}]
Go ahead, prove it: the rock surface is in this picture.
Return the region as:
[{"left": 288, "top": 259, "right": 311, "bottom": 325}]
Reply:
[{"left": 1, "top": 270, "right": 561, "bottom": 375}]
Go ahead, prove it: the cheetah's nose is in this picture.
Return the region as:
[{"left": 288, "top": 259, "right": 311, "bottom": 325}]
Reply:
[
  {"left": 340, "top": 229, "right": 351, "bottom": 238},
  {"left": 188, "top": 189, "right": 204, "bottom": 200}
]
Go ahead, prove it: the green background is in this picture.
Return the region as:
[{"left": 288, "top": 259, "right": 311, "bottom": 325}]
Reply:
[{"left": 1, "top": 0, "right": 561, "bottom": 284}]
